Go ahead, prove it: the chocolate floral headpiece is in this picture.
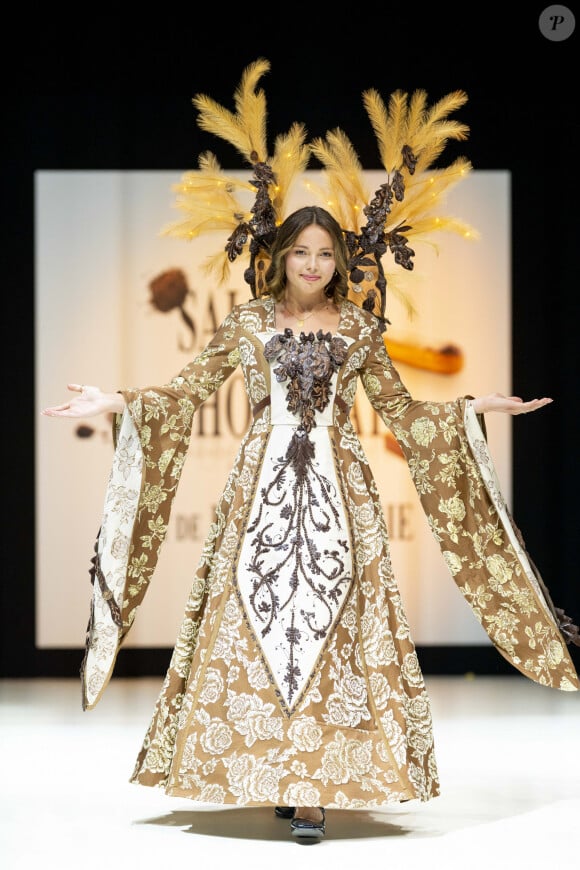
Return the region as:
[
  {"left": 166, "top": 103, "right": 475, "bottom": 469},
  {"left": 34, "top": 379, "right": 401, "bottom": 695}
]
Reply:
[{"left": 161, "top": 58, "right": 478, "bottom": 332}]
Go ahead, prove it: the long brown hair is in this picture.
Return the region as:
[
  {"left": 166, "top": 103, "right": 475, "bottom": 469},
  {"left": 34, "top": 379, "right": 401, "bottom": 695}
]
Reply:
[{"left": 264, "top": 206, "right": 350, "bottom": 304}]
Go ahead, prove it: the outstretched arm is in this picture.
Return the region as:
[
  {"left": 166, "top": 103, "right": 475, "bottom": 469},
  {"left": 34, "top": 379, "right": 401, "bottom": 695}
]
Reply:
[
  {"left": 470, "top": 393, "right": 553, "bottom": 415},
  {"left": 41, "top": 383, "right": 126, "bottom": 418}
]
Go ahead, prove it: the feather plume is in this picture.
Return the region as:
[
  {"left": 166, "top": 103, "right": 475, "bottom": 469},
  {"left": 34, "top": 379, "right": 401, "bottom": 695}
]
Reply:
[
  {"left": 421, "top": 89, "right": 469, "bottom": 128},
  {"left": 309, "top": 130, "right": 368, "bottom": 230},
  {"left": 160, "top": 209, "right": 248, "bottom": 243},
  {"left": 382, "top": 271, "right": 419, "bottom": 319},
  {"left": 362, "top": 89, "right": 408, "bottom": 173},
  {"left": 404, "top": 90, "right": 428, "bottom": 143},
  {"left": 303, "top": 177, "right": 354, "bottom": 233},
  {"left": 163, "top": 60, "right": 309, "bottom": 288},
  {"left": 384, "top": 158, "right": 475, "bottom": 232},
  {"left": 162, "top": 151, "right": 255, "bottom": 243},
  {"left": 231, "top": 57, "right": 269, "bottom": 160},
  {"left": 360, "top": 87, "right": 469, "bottom": 176},
  {"left": 270, "top": 122, "right": 310, "bottom": 218},
  {"left": 313, "top": 85, "right": 475, "bottom": 327},
  {"left": 192, "top": 94, "right": 250, "bottom": 160},
  {"left": 173, "top": 159, "right": 256, "bottom": 200},
  {"left": 404, "top": 215, "right": 479, "bottom": 241},
  {"left": 410, "top": 91, "right": 469, "bottom": 155},
  {"left": 192, "top": 57, "right": 270, "bottom": 163},
  {"left": 201, "top": 249, "right": 235, "bottom": 284}
]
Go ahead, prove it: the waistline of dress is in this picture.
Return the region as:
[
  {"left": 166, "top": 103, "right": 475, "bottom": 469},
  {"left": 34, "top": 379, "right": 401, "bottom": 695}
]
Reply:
[{"left": 252, "top": 394, "right": 351, "bottom": 426}]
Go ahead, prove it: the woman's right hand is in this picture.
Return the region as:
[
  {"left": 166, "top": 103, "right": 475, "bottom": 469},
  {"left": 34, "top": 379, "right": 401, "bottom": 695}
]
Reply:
[{"left": 41, "top": 383, "right": 126, "bottom": 418}]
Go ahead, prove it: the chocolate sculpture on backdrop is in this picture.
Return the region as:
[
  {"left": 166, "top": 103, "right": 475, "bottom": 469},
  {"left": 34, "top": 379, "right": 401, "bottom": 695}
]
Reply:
[{"left": 42, "top": 59, "right": 579, "bottom": 845}]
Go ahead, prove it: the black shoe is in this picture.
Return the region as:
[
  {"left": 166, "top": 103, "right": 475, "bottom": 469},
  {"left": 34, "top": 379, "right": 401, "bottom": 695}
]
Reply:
[
  {"left": 290, "top": 807, "right": 326, "bottom": 843},
  {"left": 274, "top": 806, "right": 295, "bottom": 819}
]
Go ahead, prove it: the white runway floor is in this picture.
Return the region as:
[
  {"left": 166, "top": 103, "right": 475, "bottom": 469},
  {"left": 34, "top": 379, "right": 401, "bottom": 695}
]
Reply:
[{"left": 1, "top": 674, "right": 578, "bottom": 870}]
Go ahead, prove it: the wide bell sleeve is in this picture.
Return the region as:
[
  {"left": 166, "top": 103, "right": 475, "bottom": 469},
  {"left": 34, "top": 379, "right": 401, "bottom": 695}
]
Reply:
[
  {"left": 359, "top": 325, "right": 579, "bottom": 692},
  {"left": 81, "top": 309, "right": 242, "bottom": 710}
]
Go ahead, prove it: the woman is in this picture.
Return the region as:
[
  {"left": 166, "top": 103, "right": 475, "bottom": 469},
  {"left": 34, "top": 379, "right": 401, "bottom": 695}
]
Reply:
[{"left": 42, "top": 205, "right": 579, "bottom": 844}]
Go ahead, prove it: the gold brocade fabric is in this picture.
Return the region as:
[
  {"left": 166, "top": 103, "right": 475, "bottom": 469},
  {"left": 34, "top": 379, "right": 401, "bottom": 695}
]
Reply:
[{"left": 80, "top": 298, "right": 578, "bottom": 810}]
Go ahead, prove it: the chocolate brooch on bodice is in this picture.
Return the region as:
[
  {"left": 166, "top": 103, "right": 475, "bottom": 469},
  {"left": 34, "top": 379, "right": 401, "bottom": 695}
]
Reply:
[{"left": 264, "top": 328, "right": 348, "bottom": 435}]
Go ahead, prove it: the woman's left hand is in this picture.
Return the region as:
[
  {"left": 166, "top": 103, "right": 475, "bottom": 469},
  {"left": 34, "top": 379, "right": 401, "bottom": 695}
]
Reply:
[{"left": 471, "top": 393, "right": 553, "bottom": 415}]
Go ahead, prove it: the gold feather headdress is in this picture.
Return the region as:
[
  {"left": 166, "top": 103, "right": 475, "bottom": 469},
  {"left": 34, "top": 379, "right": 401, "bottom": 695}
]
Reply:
[
  {"left": 162, "top": 59, "right": 478, "bottom": 330},
  {"left": 162, "top": 58, "right": 310, "bottom": 296}
]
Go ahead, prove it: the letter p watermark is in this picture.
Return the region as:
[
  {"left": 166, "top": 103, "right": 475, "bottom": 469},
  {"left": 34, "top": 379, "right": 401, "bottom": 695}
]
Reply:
[{"left": 539, "top": 4, "right": 576, "bottom": 40}]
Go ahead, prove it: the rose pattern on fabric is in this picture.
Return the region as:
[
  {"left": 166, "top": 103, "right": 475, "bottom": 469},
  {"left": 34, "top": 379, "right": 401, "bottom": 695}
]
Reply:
[{"left": 78, "top": 297, "right": 576, "bottom": 812}]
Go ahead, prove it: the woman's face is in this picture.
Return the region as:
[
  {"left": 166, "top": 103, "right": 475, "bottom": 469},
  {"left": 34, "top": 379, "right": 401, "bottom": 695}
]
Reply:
[{"left": 284, "top": 224, "right": 336, "bottom": 298}]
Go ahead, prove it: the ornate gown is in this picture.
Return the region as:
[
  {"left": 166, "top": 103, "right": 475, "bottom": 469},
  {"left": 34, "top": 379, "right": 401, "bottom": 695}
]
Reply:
[{"left": 81, "top": 297, "right": 579, "bottom": 809}]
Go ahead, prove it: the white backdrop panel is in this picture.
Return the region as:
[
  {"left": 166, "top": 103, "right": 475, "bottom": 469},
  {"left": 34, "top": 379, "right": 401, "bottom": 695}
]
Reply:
[{"left": 35, "top": 169, "right": 510, "bottom": 648}]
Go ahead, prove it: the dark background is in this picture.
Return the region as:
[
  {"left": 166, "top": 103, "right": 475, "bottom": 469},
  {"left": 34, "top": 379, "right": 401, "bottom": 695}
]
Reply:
[{"left": 2, "top": 6, "right": 579, "bottom": 680}]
